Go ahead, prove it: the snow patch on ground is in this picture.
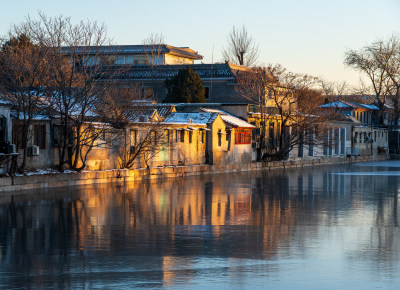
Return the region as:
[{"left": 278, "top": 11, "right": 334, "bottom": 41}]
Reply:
[{"left": 16, "top": 169, "right": 76, "bottom": 176}]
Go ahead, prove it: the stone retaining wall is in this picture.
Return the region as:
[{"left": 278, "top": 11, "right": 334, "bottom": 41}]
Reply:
[{"left": 0, "top": 154, "right": 389, "bottom": 194}]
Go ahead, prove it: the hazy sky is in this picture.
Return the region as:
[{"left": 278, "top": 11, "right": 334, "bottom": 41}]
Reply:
[{"left": 1, "top": 0, "right": 399, "bottom": 86}]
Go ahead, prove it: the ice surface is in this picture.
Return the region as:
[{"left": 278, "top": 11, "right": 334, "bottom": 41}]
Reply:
[
  {"left": 354, "top": 161, "right": 400, "bottom": 167},
  {"left": 332, "top": 171, "right": 400, "bottom": 176}
]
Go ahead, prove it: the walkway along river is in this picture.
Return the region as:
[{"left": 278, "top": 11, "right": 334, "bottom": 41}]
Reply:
[{"left": 0, "top": 154, "right": 388, "bottom": 193}]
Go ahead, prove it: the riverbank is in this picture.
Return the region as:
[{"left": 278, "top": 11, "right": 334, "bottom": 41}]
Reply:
[{"left": 0, "top": 154, "right": 389, "bottom": 193}]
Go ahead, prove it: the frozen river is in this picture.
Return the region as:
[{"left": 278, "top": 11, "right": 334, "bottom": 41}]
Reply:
[{"left": 1, "top": 161, "right": 400, "bottom": 289}]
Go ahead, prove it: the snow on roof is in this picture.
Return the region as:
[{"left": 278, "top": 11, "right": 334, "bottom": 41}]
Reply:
[
  {"left": 0, "top": 99, "right": 10, "bottom": 106},
  {"left": 200, "top": 108, "right": 256, "bottom": 129},
  {"left": 0, "top": 95, "right": 9, "bottom": 105},
  {"left": 362, "top": 103, "right": 379, "bottom": 110},
  {"left": 12, "top": 112, "right": 50, "bottom": 121},
  {"left": 164, "top": 112, "right": 217, "bottom": 125},
  {"left": 320, "top": 100, "right": 379, "bottom": 111},
  {"left": 319, "top": 101, "right": 352, "bottom": 109}
]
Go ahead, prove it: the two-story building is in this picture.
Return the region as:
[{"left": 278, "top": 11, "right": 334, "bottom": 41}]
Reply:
[{"left": 61, "top": 44, "right": 252, "bottom": 103}]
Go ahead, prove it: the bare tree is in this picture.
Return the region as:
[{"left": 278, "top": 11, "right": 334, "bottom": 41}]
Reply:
[
  {"left": 235, "top": 66, "right": 269, "bottom": 159},
  {"left": 319, "top": 79, "right": 349, "bottom": 102},
  {"left": 99, "top": 86, "right": 171, "bottom": 169},
  {"left": 0, "top": 32, "right": 50, "bottom": 172},
  {"left": 383, "top": 35, "right": 400, "bottom": 126},
  {"left": 139, "top": 32, "right": 167, "bottom": 100},
  {"left": 236, "top": 64, "right": 328, "bottom": 160},
  {"left": 126, "top": 126, "right": 169, "bottom": 169},
  {"left": 345, "top": 38, "right": 394, "bottom": 125},
  {"left": 142, "top": 32, "right": 165, "bottom": 65},
  {"left": 14, "top": 13, "right": 123, "bottom": 171},
  {"left": 222, "top": 26, "right": 259, "bottom": 67}
]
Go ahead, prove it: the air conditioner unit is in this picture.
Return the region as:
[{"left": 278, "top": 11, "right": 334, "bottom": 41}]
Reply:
[
  {"left": 30, "top": 145, "right": 39, "bottom": 156},
  {"left": 0, "top": 141, "right": 10, "bottom": 154}
]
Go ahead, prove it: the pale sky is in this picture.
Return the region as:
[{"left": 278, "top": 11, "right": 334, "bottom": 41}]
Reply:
[{"left": 1, "top": 0, "right": 399, "bottom": 87}]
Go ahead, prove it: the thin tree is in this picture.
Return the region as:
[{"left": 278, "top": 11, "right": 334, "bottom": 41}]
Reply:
[
  {"left": 319, "top": 79, "right": 349, "bottom": 103},
  {"left": 142, "top": 32, "right": 165, "bottom": 65},
  {"left": 17, "top": 13, "right": 122, "bottom": 171},
  {"left": 0, "top": 33, "right": 50, "bottom": 172},
  {"left": 382, "top": 35, "right": 400, "bottom": 127},
  {"left": 236, "top": 64, "right": 328, "bottom": 160},
  {"left": 138, "top": 32, "right": 167, "bottom": 100},
  {"left": 99, "top": 86, "right": 170, "bottom": 169},
  {"left": 344, "top": 39, "right": 394, "bottom": 125},
  {"left": 222, "top": 25, "right": 259, "bottom": 67}
]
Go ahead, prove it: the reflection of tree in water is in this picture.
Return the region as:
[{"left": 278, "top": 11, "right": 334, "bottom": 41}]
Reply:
[
  {"left": 344, "top": 175, "right": 400, "bottom": 271},
  {"left": 1, "top": 166, "right": 400, "bottom": 287},
  {"left": 0, "top": 175, "right": 299, "bottom": 287},
  {"left": 0, "top": 192, "right": 83, "bottom": 288}
]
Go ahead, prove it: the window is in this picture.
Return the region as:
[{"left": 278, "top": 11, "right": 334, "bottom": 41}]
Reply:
[
  {"left": 130, "top": 129, "right": 137, "bottom": 146},
  {"left": 175, "top": 130, "right": 179, "bottom": 143},
  {"left": 126, "top": 55, "right": 134, "bottom": 64},
  {"left": 189, "top": 131, "right": 192, "bottom": 143},
  {"left": 83, "top": 56, "right": 100, "bottom": 66},
  {"left": 226, "top": 130, "right": 232, "bottom": 151},
  {"left": 34, "top": 124, "right": 46, "bottom": 149},
  {"left": 115, "top": 55, "right": 126, "bottom": 65},
  {"left": 199, "top": 130, "right": 205, "bottom": 143},
  {"left": 12, "top": 124, "right": 24, "bottom": 149},
  {"left": 334, "top": 128, "right": 339, "bottom": 154},
  {"left": 298, "top": 134, "right": 304, "bottom": 157},
  {"left": 354, "top": 132, "right": 358, "bottom": 144},
  {"left": 100, "top": 55, "right": 115, "bottom": 65},
  {"left": 151, "top": 130, "right": 157, "bottom": 145},
  {"left": 204, "top": 87, "right": 210, "bottom": 100},
  {"left": 52, "top": 125, "right": 62, "bottom": 147},
  {"left": 0, "top": 116, "right": 7, "bottom": 142},
  {"left": 164, "top": 129, "right": 170, "bottom": 143},
  {"left": 92, "top": 128, "right": 107, "bottom": 148},
  {"left": 309, "top": 132, "right": 314, "bottom": 157},
  {"left": 235, "top": 129, "right": 251, "bottom": 144},
  {"left": 269, "top": 122, "right": 275, "bottom": 146},
  {"left": 180, "top": 130, "right": 185, "bottom": 143},
  {"left": 218, "top": 130, "right": 222, "bottom": 146},
  {"left": 140, "top": 87, "right": 154, "bottom": 99}
]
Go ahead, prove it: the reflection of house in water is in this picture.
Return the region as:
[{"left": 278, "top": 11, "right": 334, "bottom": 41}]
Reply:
[{"left": 3, "top": 166, "right": 400, "bottom": 288}]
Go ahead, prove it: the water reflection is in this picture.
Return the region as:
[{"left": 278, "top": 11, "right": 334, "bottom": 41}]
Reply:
[{"left": 1, "top": 162, "right": 400, "bottom": 288}]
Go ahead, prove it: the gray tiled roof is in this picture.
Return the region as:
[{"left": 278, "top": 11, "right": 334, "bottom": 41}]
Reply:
[
  {"left": 129, "top": 103, "right": 176, "bottom": 122},
  {"left": 61, "top": 45, "right": 203, "bottom": 59},
  {"left": 110, "top": 63, "right": 247, "bottom": 81}
]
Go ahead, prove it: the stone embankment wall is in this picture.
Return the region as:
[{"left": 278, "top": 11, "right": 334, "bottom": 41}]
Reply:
[{"left": 0, "top": 155, "right": 388, "bottom": 193}]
